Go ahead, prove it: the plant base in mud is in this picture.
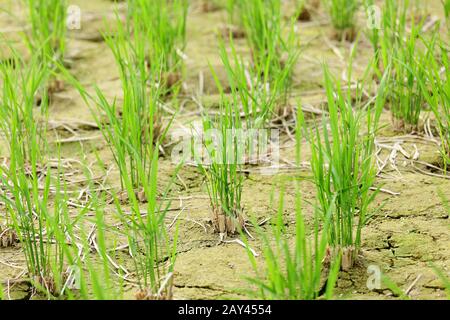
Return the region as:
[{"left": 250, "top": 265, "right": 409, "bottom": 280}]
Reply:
[
  {"left": 391, "top": 116, "right": 419, "bottom": 134},
  {"left": 0, "top": 226, "right": 18, "bottom": 248},
  {"left": 324, "top": 246, "right": 357, "bottom": 272},
  {"left": 212, "top": 207, "right": 244, "bottom": 236},
  {"left": 332, "top": 27, "right": 357, "bottom": 42},
  {"left": 32, "top": 272, "right": 69, "bottom": 297}
]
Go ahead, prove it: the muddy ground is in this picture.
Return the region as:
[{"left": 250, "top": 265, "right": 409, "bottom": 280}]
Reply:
[{"left": 0, "top": 0, "right": 449, "bottom": 300}]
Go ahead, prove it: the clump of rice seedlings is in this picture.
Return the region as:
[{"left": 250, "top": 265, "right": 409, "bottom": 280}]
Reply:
[
  {"left": 237, "top": 0, "right": 299, "bottom": 100},
  {"left": 74, "top": 191, "right": 125, "bottom": 300},
  {"left": 195, "top": 87, "right": 245, "bottom": 236},
  {"left": 64, "top": 12, "right": 169, "bottom": 193},
  {"left": 417, "top": 34, "right": 449, "bottom": 170},
  {"left": 303, "top": 64, "right": 388, "bottom": 270},
  {"left": 48, "top": 171, "right": 126, "bottom": 300},
  {"left": 129, "top": 0, "right": 188, "bottom": 92},
  {"left": 113, "top": 149, "right": 178, "bottom": 299},
  {"left": 324, "top": 0, "right": 359, "bottom": 41},
  {"left": 371, "top": 1, "right": 424, "bottom": 77},
  {"left": 218, "top": 37, "right": 297, "bottom": 129},
  {"left": 244, "top": 188, "right": 341, "bottom": 300},
  {"left": 25, "top": 0, "right": 67, "bottom": 93},
  {"left": 387, "top": 18, "right": 434, "bottom": 132},
  {"left": 377, "top": 1, "right": 440, "bottom": 133},
  {"left": 0, "top": 48, "right": 48, "bottom": 162},
  {"left": 0, "top": 59, "right": 68, "bottom": 297},
  {"left": 377, "top": 0, "right": 410, "bottom": 74}
]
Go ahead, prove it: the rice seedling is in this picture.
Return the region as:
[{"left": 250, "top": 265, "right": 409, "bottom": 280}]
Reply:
[
  {"left": 102, "top": 19, "right": 165, "bottom": 191},
  {"left": 244, "top": 187, "right": 341, "bottom": 300},
  {"left": 128, "top": 0, "right": 188, "bottom": 92},
  {"left": 363, "top": 0, "right": 380, "bottom": 60},
  {"left": 46, "top": 166, "right": 127, "bottom": 300},
  {"left": 387, "top": 17, "right": 434, "bottom": 132},
  {"left": 416, "top": 33, "right": 450, "bottom": 170},
  {"left": 194, "top": 79, "right": 245, "bottom": 235},
  {"left": 76, "top": 191, "right": 125, "bottom": 300},
  {"left": 303, "top": 62, "right": 389, "bottom": 270},
  {"left": 237, "top": 0, "right": 299, "bottom": 98},
  {"left": 323, "top": 0, "right": 359, "bottom": 40},
  {"left": 0, "top": 48, "right": 70, "bottom": 298},
  {"left": 378, "top": 0, "right": 414, "bottom": 74},
  {"left": 218, "top": 37, "right": 297, "bottom": 129},
  {"left": 25, "top": 0, "right": 67, "bottom": 69},
  {"left": 113, "top": 150, "right": 179, "bottom": 299},
  {"left": 0, "top": 47, "right": 48, "bottom": 162},
  {"left": 0, "top": 130, "right": 70, "bottom": 298},
  {"left": 61, "top": 12, "right": 170, "bottom": 192}
]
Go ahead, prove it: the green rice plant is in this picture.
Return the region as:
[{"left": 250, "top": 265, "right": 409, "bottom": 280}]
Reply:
[
  {"left": 218, "top": 37, "right": 297, "bottom": 129},
  {"left": 61, "top": 12, "right": 169, "bottom": 192},
  {"left": 102, "top": 17, "right": 164, "bottom": 190},
  {"left": 366, "top": 0, "right": 411, "bottom": 75},
  {"left": 364, "top": 0, "right": 380, "bottom": 59},
  {"left": 387, "top": 18, "right": 434, "bottom": 132},
  {"left": 74, "top": 191, "right": 125, "bottom": 300},
  {"left": 303, "top": 63, "right": 389, "bottom": 270},
  {"left": 112, "top": 148, "right": 179, "bottom": 299},
  {"left": 0, "top": 132, "right": 69, "bottom": 298},
  {"left": 0, "top": 49, "right": 71, "bottom": 298},
  {"left": 50, "top": 170, "right": 126, "bottom": 300},
  {"left": 194, "top": 83, "right": 245, "bottom": 235},
  {"left": 128, "top": 0, "right": 188, "bottom": 90},
  {"left": 324, "top": 0, "right": 359, "bottom": 36},
  {"left": 237, "top": 0, "right": 299, "bottom": 98},
  {"left": 25, "top": 0, "right": 67, "bottom": 68},
  {"left": 0, "top": 108, "right": 75, "bottom": 298},
  {"left": 378, "top": 0, "right": 413, "bottom": 74},
  {"left": 244, "top": 187, "right": 341, "bottom": 300},
  {"left": 0, "top": 48, "right": 48, "bottom": 162},
  {"left": 417, "top": 34, "right": 450, "bottom": 170},
  {"left": 376, "top": 1, "right": 433, "bottom": 131}
]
